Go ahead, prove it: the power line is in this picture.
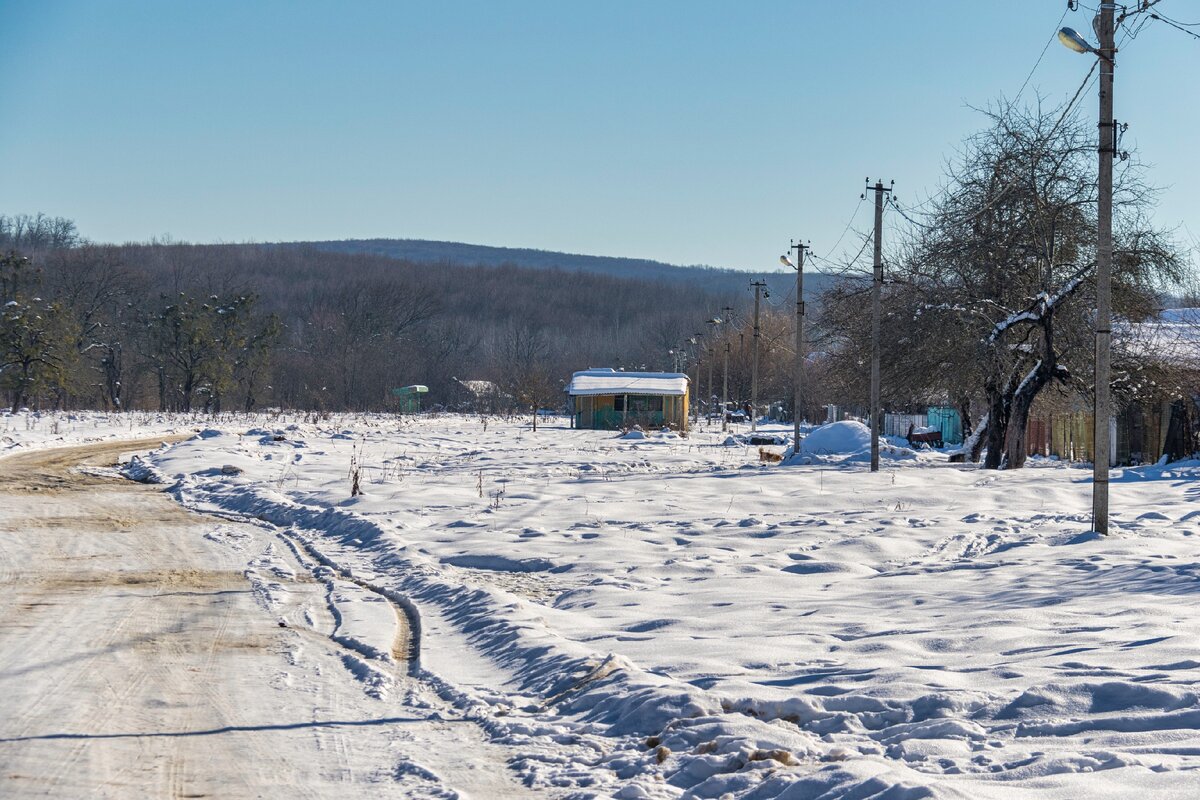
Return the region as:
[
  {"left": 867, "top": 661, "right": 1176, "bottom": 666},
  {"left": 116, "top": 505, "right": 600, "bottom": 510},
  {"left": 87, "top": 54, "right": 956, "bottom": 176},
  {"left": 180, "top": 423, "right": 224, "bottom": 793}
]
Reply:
[
  {"left": 817, "top": 195, "right": 865, "bottom": 263},
  {"left": 1155, "top": 10, "right": 1200, "bottom": 27},
  {"left": 1150, "top": 12, "right": 1200, "bottom": 40},
  {"left": 809, "top": 227, "right": 874, "bottom": 275},
  {"left": 888, "top": 195, "right": 932, "bottom": 231},
  {"left": 1012, "top": 5, "right": 1071, "bottom": 106},
  {"left": 891, "top": 58, "right": 1099, "bottom": 236}
]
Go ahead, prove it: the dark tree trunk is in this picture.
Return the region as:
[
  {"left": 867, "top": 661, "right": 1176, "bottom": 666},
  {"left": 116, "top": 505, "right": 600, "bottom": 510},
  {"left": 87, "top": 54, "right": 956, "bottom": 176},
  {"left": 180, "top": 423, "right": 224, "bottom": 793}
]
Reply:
[
  {"left": 1002, "top": 316, "right": 1066, "bottom": 470},
  {"left": 968, "top": 414, "right": 989, "bottom": 462},
  {"left": 157, "top": 366, "right": 167, "bottom": 412},
  {"left": 956, "top": 394, "right": 973, "bottom": 441},
  {"left": 1002, "top": 361, "right": 1052, "bottom": 470},
  {"left": 983, "top": 379, "right": 1011, "bottom": 470}
]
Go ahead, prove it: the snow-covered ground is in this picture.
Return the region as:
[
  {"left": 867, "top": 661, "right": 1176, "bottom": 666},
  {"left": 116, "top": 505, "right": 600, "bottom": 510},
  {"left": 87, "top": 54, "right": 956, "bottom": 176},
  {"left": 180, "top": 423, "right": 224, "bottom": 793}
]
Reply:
[
  {"left": 7, "top": 410, "right": 1200, "bottom": 797},
  {"left": 0, "top": 409, "right": 219, "bottom": 453}
]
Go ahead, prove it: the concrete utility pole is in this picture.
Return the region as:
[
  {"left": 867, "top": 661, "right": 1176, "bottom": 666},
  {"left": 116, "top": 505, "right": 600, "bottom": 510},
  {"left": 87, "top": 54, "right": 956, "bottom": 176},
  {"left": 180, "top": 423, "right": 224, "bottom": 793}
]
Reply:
[
  {"left": 750, "top": 281, "right": 766, "bottom": 432},
  {"left": 868, "top": 179, "right": 892, "bottom": 472},
  {"left": 1093, "top": 3, "right": 1115, "bottom": 535},
  {"left": 721, "top": 306, "right": 733, "bottom": 433},
  {"left": 693, "top": 332, "right": 704, "bottom": 427},
  {"left": 706, "top": 346, "right": 714, "bottom": 422},
  {"left": 782, "top": 241, "right": 810, "bottom": 455},
  {"left": 722, "top": 341, "right": 730, "bottom": 432},
  {"left": 706, "top": 317, "right": 720, "bottom": 424}
]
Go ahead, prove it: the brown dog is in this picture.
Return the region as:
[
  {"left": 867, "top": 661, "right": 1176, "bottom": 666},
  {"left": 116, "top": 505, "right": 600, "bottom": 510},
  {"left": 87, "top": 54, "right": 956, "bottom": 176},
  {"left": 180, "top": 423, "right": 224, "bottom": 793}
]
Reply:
[{"left": 758, "top": 448, "right": 783, "bottom": 463}]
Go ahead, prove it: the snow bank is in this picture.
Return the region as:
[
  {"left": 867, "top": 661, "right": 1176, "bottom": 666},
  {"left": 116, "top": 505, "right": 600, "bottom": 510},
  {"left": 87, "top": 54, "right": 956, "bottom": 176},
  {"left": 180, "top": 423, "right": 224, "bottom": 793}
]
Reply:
[
  {"left": 135, "top": 413, "right": 1200, "bottom": 798},
  {"left": 801, "top": 420, "right": 870, "bottom": 454},
  {"left": 781, "top": 420, "right": 918, "bottom": 465}
]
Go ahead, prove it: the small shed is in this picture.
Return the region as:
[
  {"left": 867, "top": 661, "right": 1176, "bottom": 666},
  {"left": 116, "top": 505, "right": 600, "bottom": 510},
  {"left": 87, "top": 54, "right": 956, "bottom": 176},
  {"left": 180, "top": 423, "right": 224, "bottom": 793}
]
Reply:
[
  {"left": 567, "top": 369, "right": 689, "bottom": 430},
  {"left": 391, "top": 384, "right": 428, "bottom": 413}
]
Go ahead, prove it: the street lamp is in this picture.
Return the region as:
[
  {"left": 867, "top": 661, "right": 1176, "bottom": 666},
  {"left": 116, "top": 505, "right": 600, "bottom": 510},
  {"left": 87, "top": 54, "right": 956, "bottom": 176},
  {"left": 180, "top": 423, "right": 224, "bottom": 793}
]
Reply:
[
  {"left": 1057, "top": 26, "right": 1096, "bottom": 55},
  {"left": 1059, "top": 9, "right": 1114, "bottom": 534}
]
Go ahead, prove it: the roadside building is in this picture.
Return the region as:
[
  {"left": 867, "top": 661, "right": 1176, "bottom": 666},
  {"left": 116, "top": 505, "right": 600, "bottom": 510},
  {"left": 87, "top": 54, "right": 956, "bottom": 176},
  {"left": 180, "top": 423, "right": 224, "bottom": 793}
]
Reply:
[{"left": 566, "top": 369, "right": 689, "bottom": 430}]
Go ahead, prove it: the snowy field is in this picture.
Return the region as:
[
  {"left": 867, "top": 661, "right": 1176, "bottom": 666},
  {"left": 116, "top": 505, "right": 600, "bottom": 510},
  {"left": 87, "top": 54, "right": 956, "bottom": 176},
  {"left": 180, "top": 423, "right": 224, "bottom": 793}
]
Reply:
[
  {"left": 0, "top": 409, "right": 200, "bottom": 453},
  {"left": 6, "top": 410, "right": 1200, "bottom": 798}
]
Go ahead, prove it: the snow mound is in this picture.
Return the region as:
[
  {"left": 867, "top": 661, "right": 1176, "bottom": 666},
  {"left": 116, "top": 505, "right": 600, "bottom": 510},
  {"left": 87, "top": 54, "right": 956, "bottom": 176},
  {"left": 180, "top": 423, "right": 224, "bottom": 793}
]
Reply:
[
  {"left": 801, "top": 421, "right": 870, "bottom": 455},
  {"left": 788, "top": 420, "right": 918, "bottom": 464},
  {"left": 122, "top": 455, "right": 168, "bottom": 484},
  {"left": 843, "top": 443, "right": 918, "bottom": 463}
]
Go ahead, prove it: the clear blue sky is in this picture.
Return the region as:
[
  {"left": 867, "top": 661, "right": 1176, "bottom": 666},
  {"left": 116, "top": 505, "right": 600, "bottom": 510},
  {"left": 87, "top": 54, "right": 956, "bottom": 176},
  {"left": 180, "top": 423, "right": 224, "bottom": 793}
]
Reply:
[{"left": 1, "top": 1, "right": 1196, "bottom": 270}]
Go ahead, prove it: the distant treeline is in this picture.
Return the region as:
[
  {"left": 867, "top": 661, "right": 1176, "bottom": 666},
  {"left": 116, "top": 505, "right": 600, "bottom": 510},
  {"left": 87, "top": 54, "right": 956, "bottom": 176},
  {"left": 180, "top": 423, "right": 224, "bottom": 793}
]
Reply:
[
  {"left": 2, "top": 217, "right": 776, "bottom": 413},
  {"left": 302, "top": 238, "right": 838, "bottom": 299}
]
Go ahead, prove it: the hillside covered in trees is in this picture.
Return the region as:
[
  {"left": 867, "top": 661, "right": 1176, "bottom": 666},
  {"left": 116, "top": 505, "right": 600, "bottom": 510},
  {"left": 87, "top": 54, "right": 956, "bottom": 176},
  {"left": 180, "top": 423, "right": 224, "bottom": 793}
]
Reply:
[
  {"left": 3, "top": 214, "right": 819, "bottom": 413},
  {"left": 299, "top": 238, "right": 837, "bottom": 299}
]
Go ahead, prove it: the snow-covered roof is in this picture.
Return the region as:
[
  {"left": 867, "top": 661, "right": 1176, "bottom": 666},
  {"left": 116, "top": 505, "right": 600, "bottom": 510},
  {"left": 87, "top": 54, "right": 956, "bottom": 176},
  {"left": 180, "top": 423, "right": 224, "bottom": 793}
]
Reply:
[
  {"left": 457, "top": 379, "right": 501, "bottom": 396},
  {"left": 566, "top": 369, "right": 689, "bottom": 397},
  {"left": 1120, "top": 308, "right": 1200, "bottom": 368}
]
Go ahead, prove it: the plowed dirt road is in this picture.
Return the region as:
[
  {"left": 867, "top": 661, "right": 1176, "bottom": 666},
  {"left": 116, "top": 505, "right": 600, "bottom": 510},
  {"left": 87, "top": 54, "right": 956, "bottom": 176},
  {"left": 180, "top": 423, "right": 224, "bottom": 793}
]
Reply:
[{"left": 0, "top": 439, "right": 541, "bottom": 799}]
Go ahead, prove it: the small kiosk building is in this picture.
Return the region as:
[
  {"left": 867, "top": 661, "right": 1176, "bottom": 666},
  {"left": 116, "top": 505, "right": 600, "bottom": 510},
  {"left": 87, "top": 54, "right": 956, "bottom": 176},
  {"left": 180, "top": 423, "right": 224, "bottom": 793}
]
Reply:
[{"left": 566, "top": 369, "right": 689, "bottom": 430}]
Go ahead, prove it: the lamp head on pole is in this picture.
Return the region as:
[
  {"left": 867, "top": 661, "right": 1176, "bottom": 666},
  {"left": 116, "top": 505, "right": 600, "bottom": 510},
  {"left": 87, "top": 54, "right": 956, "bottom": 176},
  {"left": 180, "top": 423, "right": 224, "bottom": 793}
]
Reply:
[
  {"left": 1058, "top": 26, "right": 1096, "bottom": 54},
  {"left": 780, "top": 254, "right": 795, "bottom": 269}
]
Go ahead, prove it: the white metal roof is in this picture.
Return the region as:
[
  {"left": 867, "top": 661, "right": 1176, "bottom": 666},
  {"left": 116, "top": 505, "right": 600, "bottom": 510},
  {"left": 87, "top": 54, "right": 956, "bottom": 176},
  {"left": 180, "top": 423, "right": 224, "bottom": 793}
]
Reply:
[
  {"left": 1120, "top": 308, "right": 1200, "bottom": 368},
  {"left": 566, "top": 369, "right": 689, "bottom": 397}
]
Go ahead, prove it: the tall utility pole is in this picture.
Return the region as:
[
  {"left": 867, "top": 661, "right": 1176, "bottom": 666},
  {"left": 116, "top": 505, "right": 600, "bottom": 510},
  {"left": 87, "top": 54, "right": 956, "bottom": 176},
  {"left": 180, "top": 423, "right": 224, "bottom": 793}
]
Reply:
[
  {"left": 706, "top": 318, "right": 719, "bottom": 423},
  {"left": 721, "top": 306, "right": 733, "bottom": 433},
  {"left": 782, "top": 241, "right": 810, "bottom": 454},
  {"left": 722, "top": 341, "right": 730, "bottom": 432},
  {"left": 706, "top": 345, "right": 713, "bottom": 421},
  {"left": 693, "top": 332, "right": 704, "bottom": 427},
  {"left": 750, "top": 281, "right": 766, "bottom": 432},
  {"left": 1093, "top": 4, "right": 1115, "bottom": 535},
  {"left": 868, "top": 179, "right": 892, "bottom": 473}
]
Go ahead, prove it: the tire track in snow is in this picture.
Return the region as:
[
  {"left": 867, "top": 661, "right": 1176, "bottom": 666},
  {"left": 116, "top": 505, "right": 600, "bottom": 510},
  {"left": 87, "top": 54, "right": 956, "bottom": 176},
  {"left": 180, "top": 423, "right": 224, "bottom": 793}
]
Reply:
[
  {"left": 2, "top": 438, "right": 526, "bottom": 799},
  {"left": 178, "top": 491, "right": 563, "bottom": 798}
]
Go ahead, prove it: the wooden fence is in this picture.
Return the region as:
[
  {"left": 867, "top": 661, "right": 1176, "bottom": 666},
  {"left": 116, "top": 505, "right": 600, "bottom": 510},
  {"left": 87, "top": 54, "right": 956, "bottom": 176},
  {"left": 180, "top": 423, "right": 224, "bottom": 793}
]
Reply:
[{"left": 1026, "top": 400, "right": 1196, "bottom": 465}]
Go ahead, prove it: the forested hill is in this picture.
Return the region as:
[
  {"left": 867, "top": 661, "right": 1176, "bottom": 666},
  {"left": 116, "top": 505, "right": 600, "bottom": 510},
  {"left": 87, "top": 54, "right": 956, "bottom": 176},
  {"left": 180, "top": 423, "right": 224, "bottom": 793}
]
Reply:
[
  {"left": 0, "top": 214, "right": 844, "bottom": 413},
  {"left": 290, "top": 238, "right": 836, "bottom": 299}
]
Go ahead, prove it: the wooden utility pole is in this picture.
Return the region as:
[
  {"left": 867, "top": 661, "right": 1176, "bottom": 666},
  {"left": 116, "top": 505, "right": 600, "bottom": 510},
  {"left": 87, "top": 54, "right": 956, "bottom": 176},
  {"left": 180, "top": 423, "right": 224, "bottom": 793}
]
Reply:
[
  {"left": 784, "top": 241, "right": 810, "bottom": 453},
  {"left": 1093, "top": 3, "right": 1115, "bottom": 534},
  {"left": 868, "top": 179, "right": 892, "bottom": 472},
  {"left": 750, "top": 281, "right": 766, "bottom": 432}
]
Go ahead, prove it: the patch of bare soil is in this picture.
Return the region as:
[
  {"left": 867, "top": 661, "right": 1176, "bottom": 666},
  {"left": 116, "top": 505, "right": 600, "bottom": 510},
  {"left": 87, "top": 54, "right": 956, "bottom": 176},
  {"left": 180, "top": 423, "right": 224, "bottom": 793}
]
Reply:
[
  {"left": 36, "top": 569, "right": 247, "bottom": 592},
  {"left": 0, "top": 436, "right": 190, "bottom": 494}
]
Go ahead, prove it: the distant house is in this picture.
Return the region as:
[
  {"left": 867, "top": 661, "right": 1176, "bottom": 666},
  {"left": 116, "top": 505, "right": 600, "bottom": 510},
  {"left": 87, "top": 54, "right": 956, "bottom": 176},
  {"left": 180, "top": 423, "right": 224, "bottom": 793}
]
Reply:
[
  {"left": 1021, "top": 309, "right": 1200, "bottom": 465},
  {"left": 566, "top": 369, "right": 690, "bottom": 430},
  {"left": 452, "top": 378, "right": 511, "bottom": 413}
]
